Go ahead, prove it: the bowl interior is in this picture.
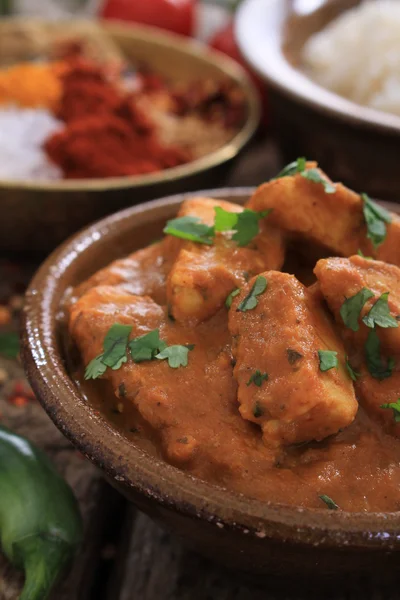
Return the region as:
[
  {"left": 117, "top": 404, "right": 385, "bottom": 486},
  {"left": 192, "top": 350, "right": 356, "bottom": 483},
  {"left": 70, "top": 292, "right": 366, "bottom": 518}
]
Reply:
[
  {"left": 236, "top": 0, "right": 400, "bottom": 133},
  {"left": 0, "top": 18, "right": 259, "bottom": 192},
  {"left": 22, "top": 188, "right": 400, "bottom": 552}
]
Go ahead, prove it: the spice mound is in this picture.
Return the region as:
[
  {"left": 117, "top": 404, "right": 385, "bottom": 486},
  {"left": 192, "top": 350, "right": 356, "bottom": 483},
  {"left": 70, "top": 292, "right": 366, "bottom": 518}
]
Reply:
[{"left": 0, "top": 50, "right": 246, "bottom": 181}]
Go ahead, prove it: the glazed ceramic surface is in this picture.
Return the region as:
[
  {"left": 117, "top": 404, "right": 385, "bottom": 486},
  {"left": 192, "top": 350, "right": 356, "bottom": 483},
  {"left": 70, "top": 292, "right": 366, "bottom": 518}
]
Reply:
[{"left": 21, "top": 189, "right": 400, "bottom": 579}]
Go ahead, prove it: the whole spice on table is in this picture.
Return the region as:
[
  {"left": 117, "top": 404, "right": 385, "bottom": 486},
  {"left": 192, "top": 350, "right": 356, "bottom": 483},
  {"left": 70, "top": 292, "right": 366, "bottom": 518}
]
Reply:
[
  {"left": 45, "top": 59, "right": 191, "bottom": 178},
  {"left": 0, "top": 425, "right": 83, "bottom": 600}
]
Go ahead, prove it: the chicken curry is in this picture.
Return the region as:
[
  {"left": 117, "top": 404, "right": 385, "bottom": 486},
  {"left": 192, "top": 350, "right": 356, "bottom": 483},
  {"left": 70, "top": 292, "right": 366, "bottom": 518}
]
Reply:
[{"left": 68, "top": 159, "right": 400, "bottom": 512}]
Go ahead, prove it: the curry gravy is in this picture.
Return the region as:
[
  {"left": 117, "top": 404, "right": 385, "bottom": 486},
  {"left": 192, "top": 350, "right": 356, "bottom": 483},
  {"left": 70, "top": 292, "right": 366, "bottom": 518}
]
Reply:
[{"left": 68, "top": 240, "right": 400, "bottom": 513}]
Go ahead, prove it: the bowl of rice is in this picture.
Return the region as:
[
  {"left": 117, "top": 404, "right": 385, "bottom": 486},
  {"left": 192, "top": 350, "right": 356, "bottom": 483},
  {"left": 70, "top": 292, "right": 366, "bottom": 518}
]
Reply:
[
  {"left": 0, "top": 18, "right": 259, "bottom": 255},
  {"left": 236, "top": 0, "right": 400, "bottom": 202}
]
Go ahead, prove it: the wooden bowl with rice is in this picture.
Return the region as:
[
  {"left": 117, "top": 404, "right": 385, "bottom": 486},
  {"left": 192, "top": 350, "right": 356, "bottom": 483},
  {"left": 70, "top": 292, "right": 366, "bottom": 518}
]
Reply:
[
  {"left": 236, "top": 0, "right": 400, "bottom": 202},
  {"left": 0, "top": 19, "right": 259, "bottom": 255}
]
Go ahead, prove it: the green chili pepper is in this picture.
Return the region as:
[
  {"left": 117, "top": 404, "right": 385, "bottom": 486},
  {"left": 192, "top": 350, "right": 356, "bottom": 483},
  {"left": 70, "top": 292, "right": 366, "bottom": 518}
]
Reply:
[{"left": 0, "top": 425, "right": 83, "bottom": 599}]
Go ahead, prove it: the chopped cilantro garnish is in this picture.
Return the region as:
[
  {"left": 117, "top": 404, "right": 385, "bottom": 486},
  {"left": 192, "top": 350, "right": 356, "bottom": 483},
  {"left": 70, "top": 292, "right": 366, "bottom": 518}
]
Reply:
[
  {"left": 274, "top": 158, "right": 335, "bottom": 193},
  {"left": 246, "top": 370, "right": 268, "bottom": 387},
  {"left": 213, "top": 206, "right": 238, "bottom": 232},
  {"left": 237, "top": 276, "right": 267, "bottom": 312},
  {"left": 85, "top": 324, "right": 132, "bottom": 380},
  {"left": 0, "top": 331, "right": 20, "bottom": 359},
  {"left": 156, "top": 344, "right": 194, "bottom": 369},
  {"left": 164, "top": 207, "right": 270, "bottom": 248},
  {"left": 101, "top": 324, "right": 132, "bottom": 369},
  {"left": 214, "top": 206, "right": 271, "bottom": 247},
  {"left": 286, "top": 349, "right": 303, "bottom": 365},
  {"left": 85, "top": 324, "right": 194, "bottom": 378},
  {"left": 129, "top": 329, "right": 166, "bottom": 363},
  {"left": 362, "top": 292, "right": 398, "bottom": 329},
  {"left": 253, "top": 401, "right": 264, "bottom": 418},
  {"left": 319, "top": 494, "right": 339, "bottom": 510},
  {"left": 163, "top": 216, "right": 214, "bottom": 245},
  {"left": 225, "top": 288, "right": 240, "bottom": 309},
  {"left": 340, "top": 288, "right": 374, "bottom": 332},
  {"left": 381, "top": 399, "right": 400, "bottom": 423},
  {"left": 365, "top": 329, "right": 395, "bottom": 380},
  {"left": 318, "top": 350, "right": 338, "bottom": 372},
  {"left": 300, "top": 168, "right": 336, "bottom": 194},
  {"left": 362, "top": 193, "right": 392, "bottom": 249},
  {"left": 274, "top": 157, "right": 306, "bottom": 179},
  {"left": 345, "top": 358, "right": 360, "bottom": 381},
  {"left": 85, "top": 354, "right": 108, "bottom": 380}
]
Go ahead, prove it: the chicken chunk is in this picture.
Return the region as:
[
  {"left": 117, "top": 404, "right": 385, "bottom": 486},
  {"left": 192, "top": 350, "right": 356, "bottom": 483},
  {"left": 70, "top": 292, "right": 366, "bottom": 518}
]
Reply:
[
  {"left": 69, "top": 285, "right": 276, "bottom": 481},
  {"left": 70, "top": 286, "right": 165, "bottom": 362},
  {"left": 166, "top": 197, "right": 286, "bottom": 324},
  {"left": 74, "top": 240, "right": 178, "bottom": 306},
  {"left": 248, "top": 164, "right": 400, "bottom": 266},
  {"left": 228, "top": 271, "right": 358, "bottom": 448},
  {"left": 315, "top": 255, "right": 400, "bottom": 433}
]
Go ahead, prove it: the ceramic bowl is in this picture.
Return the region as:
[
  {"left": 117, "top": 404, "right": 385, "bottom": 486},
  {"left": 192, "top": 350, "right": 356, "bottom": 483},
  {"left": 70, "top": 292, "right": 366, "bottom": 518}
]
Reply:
[
  {"left": 21, "top": 189, "right": 400, "bottom": 580},
  {"left": 0, "top": 19, "right": 259, "bottom": 256},
  {"left": 236, "top": 0, "right": 400, "bottom": 202}
]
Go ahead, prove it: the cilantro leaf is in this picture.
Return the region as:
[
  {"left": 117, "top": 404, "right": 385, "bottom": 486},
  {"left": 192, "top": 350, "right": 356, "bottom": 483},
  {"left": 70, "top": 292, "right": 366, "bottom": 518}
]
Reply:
[
  {"left": 340, "top": 288, "right": 374, "bottom": 332},
  {"left": 253, "top": 401, "right": 264, "bottom": 418},
  {"left": 286, "top": 349, "right": 303, "bottom": 365},
  {"left": 225, "top": 288, "right": 240, "bottom": 309},
  {"left": 163, "top": 216, "right": 214, "bottom": 245},
  {"left": 274, "top": 158, "right": 335, "bottom": 192},
  {"left": 214, "top": 207, "right": 271, "bottom": 247},
  {"left": 319, "top": 494, "right": 339, "bottom": 510},
  {"left": 0, "top": 331, "right": 20, "bottom": 359},
  {"left": 365, "top": 329, "right": 395, "bottom": 380},
  {"left": 102, "top": 324, "right": 132, "bottom": 368},
  {"left": 300, "top": 169, "right": 336, "bottom": 194},
  {"left": 274, "top": 157, "right": 307, "bottom": 179},
  {"left": 237, "top": 276, "right": 267, "bottom": 312},
  {"left": 85, "top": 354, "right": 107, "bottom": 380},
  {"left": 129, "top": 329, "right": 166, "bottom": 363},
  {"left": 246, "top": 370, "right": 268, "bottom": 387},
  {"left": 381, "top": 399, "right": 400, "bottom": 423},
  {"left": 362, "top": 292, "right": 398, "bottom": 329},
  {"left": 318, "top": 350, "right": 338, "bottom": 372},
  {"left": 362, "top": 193, "right": 392, "bottom": 249},
  {"left": 232, "top": 209, "right": 271, "bottom": 246},
  {"left": 213, "top": 206, "right": 238, "bottom": 232},
  {"left": 345, "top": 358, "right": 360, "bottom": 381},
  {"left": 156, "top": 344, "right": 194, "bottom": 368}
]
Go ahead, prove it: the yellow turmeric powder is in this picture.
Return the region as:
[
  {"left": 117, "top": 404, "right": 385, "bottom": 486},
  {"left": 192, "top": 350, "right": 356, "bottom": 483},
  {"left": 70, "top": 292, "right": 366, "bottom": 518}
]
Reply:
[{"left": 0, "top": 62, "right": 66, "bottom": 110}]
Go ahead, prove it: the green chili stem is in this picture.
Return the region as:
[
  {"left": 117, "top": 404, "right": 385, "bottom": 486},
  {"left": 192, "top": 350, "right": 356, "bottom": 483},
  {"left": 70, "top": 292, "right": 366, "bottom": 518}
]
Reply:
[{"left": 16, "top": 536, "right": 72, "bottom": 600}]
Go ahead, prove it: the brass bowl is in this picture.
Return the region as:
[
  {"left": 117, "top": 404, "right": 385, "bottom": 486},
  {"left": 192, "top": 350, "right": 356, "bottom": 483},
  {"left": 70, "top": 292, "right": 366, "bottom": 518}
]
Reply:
[
  {"left": 22, "top": 189, "right": 400, "bottom": 580},
  {"left": 236, "top": 0, "right": 400, "bottom": 201},
  {"left": 0, "top": 19, "right": 260, "bottom": 256}
]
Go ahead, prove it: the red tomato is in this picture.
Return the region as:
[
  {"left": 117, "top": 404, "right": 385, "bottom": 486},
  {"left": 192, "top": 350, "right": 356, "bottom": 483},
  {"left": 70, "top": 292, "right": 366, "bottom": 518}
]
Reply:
[
  {"left": 100, "top": 0, "right": 196, "bottom": 37},
  {"left": 209, "top": 21, "right": 268, "bottom": 126}
]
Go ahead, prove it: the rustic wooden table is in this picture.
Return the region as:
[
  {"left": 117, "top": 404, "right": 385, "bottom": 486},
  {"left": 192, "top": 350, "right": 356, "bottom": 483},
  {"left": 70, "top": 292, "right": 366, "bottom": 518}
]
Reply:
[{"left": 0, "top": 138, "right": 397, "bottom": 599}]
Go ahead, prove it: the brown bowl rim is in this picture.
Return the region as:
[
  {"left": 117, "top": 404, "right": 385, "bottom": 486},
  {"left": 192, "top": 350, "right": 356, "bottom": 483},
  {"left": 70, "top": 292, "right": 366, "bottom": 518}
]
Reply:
[
  {"left": 235, "top": 0, "right": 400, "bottom": 135},
  {"left": 21, "top": 188, "right": 400, "bottom": 550},
  {"left": 0, "top": 18, "right": 260, "bottom": 192}
]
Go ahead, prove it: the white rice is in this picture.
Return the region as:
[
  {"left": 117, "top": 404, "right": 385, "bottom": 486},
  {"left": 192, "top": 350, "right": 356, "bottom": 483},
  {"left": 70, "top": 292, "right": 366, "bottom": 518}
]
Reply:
[
  {"left": 0, "top": 106, "right": 63, "bottom": 181},
  {"left": 302, "top": 1, "right": 400, "bottom": 116}
]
